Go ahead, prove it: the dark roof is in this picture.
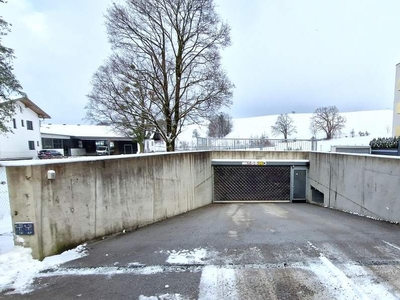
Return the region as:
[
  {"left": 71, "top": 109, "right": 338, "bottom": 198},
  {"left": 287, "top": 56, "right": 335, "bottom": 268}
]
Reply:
[{"left": 15, "top": 97, "right": 51, "bottom": 119}]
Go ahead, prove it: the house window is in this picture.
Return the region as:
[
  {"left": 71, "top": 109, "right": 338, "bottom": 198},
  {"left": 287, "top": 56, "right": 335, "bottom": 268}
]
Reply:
[
  {"left": 37, "top": 141, "right": 40, "bottom": 147},
  {"left": 28, "top": 141, "right": 35, "bottom": 150},
  {"left": 21, "top": 120, "right": 24, "bottom": 127},
  {"left": 12, "top": 119, "right": 16, "bottom": 129},
  {"left": 27, "top": 120, "right": 33, "bottom": 130},
  {"left": 42, "top": 138, "right": 52, "bottom": 149},
  {"left": 53, "top": 139, "right": 63, "bottom": 149}
]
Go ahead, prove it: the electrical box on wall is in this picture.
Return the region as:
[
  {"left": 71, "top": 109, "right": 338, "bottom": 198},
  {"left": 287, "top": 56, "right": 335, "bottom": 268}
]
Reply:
[
  {"left": 14, "top": 222, "right": 34, "bottom": 235},
  {"left": 47, "top": 170, "right": 56, "bottom": 180}
]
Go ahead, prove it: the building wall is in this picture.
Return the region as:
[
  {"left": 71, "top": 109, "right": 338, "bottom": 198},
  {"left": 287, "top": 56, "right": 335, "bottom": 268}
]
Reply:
[
  {"left": 0, "top": 101, "right": 42, "bottom": 159},
  {"left": 309, "top": 152, "right": 400, "bottom": 223},
  {"left": 393, "top": 63, "right": 400, "bottom": 136}
]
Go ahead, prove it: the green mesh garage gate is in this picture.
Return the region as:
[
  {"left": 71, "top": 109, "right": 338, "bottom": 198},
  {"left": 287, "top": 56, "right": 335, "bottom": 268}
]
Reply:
[{"left": 212, "top": 159, "right": 309, "bottom": 202}]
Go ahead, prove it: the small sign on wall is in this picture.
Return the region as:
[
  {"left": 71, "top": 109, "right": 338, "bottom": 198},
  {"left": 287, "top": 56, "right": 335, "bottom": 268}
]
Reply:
[{"left": 14, "top": 222, "right": 34, "bottom": 235}]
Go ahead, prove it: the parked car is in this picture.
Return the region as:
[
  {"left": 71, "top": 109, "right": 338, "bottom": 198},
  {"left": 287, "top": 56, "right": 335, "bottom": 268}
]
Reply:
[
  {"left": 96, "top": 146, "right": 110, "bottom": 155},
  {"left": 38, "top": 149, "right": 63, "bottom": 159}
]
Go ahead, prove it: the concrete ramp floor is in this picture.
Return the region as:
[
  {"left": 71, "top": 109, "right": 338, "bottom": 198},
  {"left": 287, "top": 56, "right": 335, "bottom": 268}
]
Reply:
[{"left": 3, "top": 203, "right": 400, "bottom": 299}]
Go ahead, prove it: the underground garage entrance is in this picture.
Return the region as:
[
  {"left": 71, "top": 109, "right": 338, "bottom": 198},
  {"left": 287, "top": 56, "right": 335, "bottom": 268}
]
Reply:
[{"left": 212, "top": 159, "right": 309, "bottom": 203}]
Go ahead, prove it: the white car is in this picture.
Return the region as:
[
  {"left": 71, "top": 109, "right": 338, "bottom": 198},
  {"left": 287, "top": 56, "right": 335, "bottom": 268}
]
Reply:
[{"left": 96, "top": 146, "right": 109, "bottom": 155}]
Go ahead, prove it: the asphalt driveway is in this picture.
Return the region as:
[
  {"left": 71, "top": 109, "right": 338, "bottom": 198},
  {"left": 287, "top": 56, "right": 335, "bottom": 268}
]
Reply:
[{"left": 2, "top": 203, "right": 400, "bottom": 299}]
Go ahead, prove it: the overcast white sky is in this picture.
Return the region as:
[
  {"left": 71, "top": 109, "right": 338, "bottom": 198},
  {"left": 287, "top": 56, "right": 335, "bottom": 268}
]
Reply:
[{"left": 2, "top": 0, "right": 400, "bottom": 124}]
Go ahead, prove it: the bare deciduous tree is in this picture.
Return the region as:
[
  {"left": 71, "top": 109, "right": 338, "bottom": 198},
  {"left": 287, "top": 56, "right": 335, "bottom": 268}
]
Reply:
[
  {"left": 310, "top": 106, "right": 346, "bottom": 140},
  {"left": 207, "top": 112, "right": 233, "bottom": 138},
  {"left": 86, "top": 55, "right": 153, "bottom": 152},
  {"left": 86, "top": 0, "right": 234, "bottom": 151},
  {"left": 309, "top": 122, "right": 318, "bottom": 139},
  {"left": 271, "top": 114, "right": 297, "bottom": 140}
]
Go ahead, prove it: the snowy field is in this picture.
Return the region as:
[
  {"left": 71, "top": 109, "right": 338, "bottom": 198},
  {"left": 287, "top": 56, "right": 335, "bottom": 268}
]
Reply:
[{"left": 177, "top": 109, "right": 393, "bottom": 149}]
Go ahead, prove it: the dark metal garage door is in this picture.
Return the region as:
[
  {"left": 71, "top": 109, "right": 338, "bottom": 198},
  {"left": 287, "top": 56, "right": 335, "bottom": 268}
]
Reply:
[{"left": 212, "top": 159, "right": 309, "bottom": 202}]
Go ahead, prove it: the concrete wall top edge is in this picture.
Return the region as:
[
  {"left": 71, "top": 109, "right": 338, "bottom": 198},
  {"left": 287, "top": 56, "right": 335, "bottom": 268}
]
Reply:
[
  {"left": 1, "top": 150, "right": 310, "bottom": 167},
  {"left": 0, "top": 150, "right": 214, "bottom": 167},
  {"left": 311, "top": 151, "right": 400, "bottom": 160},
  {"left": 5, "top": 149, "right": 399, "bottom": 168}
]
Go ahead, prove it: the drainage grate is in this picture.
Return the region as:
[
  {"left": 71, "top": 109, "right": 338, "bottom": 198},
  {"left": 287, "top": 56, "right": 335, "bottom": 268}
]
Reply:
[{"left": 213, "top": 165, "right": 291, "bottom": 202}]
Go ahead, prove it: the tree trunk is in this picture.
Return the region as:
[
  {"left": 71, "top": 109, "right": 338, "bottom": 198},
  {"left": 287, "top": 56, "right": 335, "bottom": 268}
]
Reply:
[
  {"left": 137, "top": 141, "right": 144, "bottom": 154},
  {"left": 166, "top": 139, "right": 175, "bottom": 152}
]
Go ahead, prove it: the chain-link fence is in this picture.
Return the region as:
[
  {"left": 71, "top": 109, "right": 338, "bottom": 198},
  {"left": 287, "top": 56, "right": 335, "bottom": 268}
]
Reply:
[
  {"left": 195, "top": 137, "right": 318, "bottom": 151},
  {"left": 214, "top": 165, "right": 291, "bottom": 201},
  {"left": 0, "top": 167, "right": 11, "bottom": 220}
]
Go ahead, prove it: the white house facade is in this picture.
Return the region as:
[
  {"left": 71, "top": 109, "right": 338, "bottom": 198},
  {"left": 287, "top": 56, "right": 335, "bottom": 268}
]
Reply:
[{"left": 0, "top": 97, "right": 50, "bottom": 160}]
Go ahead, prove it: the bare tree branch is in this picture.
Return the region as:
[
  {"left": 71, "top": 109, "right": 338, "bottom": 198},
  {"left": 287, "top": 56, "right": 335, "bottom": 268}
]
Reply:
[
  {"left": 310, "top": 106, "right": 346, "bottom": 140},
  {"left": 86, "top": 0, "right": 233, "bottom": 151},
  {"left": 207, "top": 112, "right": 232, "bottom": 138},
  {"left": 271, "top": 114, "right": 297, "bottom": 140}
]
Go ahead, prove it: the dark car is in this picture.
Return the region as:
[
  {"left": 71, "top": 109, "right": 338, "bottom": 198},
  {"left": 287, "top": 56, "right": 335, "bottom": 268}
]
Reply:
[{"left": 38, "top": 150, "right": 63, "bottom": 159}]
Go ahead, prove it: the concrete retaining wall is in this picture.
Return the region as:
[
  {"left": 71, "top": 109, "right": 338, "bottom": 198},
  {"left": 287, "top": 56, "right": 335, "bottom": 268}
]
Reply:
[
  {"left": 309, "top": 152, "right": 400, "bottom": 223},
  {"left": 6, "top": 152, "right": 213, "bottom": 259},
  {"left": 6, "top": 150, "right": 310, "bottom": 259}
]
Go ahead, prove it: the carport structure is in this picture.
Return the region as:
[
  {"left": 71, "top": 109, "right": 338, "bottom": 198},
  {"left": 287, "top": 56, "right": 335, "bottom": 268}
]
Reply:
[{"left": 40, "top": 124, "right": 138, "bottom": 156}]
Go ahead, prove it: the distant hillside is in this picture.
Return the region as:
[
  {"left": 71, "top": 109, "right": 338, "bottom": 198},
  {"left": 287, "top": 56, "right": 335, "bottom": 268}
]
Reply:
[{"left": 178, "top": 109, "right": 393, "bottom": 150}]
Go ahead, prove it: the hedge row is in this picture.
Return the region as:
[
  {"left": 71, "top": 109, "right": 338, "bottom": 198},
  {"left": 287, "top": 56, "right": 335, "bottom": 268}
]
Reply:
[{"left": 369, "top": 137, "right": 400, "bottom": 149}]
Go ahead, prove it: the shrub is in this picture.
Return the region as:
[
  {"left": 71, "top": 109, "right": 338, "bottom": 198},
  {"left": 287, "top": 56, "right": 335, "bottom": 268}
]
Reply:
[{"left": 369, "top": 137, "right": 400, "bottom": 149}]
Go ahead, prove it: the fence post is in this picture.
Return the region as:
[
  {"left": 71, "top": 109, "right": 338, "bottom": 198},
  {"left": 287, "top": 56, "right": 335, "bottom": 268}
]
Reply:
[{"left": 311, "top": 139, "right": 317, "bottom": 151}]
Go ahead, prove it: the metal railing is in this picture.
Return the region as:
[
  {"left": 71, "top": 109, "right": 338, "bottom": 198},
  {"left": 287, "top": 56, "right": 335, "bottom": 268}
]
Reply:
[{"left": 194, "top": 137, "right": 318, "bottom": 151}]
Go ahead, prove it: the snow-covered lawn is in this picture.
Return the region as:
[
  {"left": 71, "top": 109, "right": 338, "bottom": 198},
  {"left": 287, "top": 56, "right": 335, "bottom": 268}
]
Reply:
[{"left": 177, "top": 109, "right": 393, "bottom": 148}]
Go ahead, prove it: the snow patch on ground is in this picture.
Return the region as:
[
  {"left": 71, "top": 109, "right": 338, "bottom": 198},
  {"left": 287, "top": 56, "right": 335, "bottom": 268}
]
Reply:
[
  {"left": 300, "top": 241, "right": 400, "bottom": 300},
  {"left": 127, "top": 262, "right": 146, "bottom": 267},
  {"left": 164, "top": 248, "right": 210, "bottom": 265},
  {"left": 198, "top": 266, "right": 238, "bottom": 300},
  {"left": 302, "top": 252, "right": 400, "bottom": 299},
  {"left": 382, "top": 240, "right": 400, "bottom": 252},
  {"left": 0, "top": 244, "right": 88, "bottom": 294},
  {"left": 41, "top": 266, "right": 165, "bottom": 277},
  {"left": 139, "top": 294, "right": 188, "bottom": 300},
  {"left": 325, "top": 206, "right": 400, "bottom": 224}
]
